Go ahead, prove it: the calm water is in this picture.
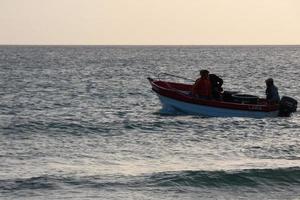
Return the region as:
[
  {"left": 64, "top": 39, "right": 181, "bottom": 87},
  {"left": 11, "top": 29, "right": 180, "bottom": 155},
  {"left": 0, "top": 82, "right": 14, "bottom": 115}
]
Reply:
[{"left": 0, "top": 46, "right": 300, "bottom": 200}]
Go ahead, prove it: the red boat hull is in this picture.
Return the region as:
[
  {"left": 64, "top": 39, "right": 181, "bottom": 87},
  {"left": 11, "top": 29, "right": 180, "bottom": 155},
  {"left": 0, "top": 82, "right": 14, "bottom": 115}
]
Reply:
[{"left": 148, "top": 78, "right": 279, "bottom": 117}]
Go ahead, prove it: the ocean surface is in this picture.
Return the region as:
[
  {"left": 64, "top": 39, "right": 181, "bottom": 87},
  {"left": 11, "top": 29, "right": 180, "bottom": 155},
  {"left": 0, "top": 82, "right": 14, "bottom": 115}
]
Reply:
[{"left": 0, "top": 45, "right": 300, "bottom": 200}]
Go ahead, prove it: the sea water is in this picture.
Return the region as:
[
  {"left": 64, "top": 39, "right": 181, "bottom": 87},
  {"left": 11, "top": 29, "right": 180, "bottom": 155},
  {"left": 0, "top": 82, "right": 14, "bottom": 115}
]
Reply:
[{"left": 0, "top": 46, "right": 299, "bottom": 200}]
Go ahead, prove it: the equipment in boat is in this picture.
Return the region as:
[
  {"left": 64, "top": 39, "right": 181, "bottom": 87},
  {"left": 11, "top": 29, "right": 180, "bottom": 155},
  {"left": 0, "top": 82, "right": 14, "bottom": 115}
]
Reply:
[{"left": 279, "top": 96, "right": 298, "bottom": 117}]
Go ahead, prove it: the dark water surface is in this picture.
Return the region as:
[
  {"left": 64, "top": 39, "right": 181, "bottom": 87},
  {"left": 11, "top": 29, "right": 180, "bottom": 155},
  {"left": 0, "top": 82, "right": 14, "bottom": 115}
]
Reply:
[{"left": 0, "top": 46, "right": 300, "bottom": 199}]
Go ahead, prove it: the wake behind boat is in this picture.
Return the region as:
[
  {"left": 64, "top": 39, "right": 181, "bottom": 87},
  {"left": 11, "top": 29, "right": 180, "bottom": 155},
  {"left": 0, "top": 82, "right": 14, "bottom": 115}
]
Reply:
[{"left": 148, "top": 73, "right": 297, "bottom": 118}]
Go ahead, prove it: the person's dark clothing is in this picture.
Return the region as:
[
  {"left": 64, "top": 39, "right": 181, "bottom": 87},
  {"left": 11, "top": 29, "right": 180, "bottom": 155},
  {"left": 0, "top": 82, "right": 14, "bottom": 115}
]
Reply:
[
  {"left": 209, "top": 74, "right": 223, "bottom": 99},
  {"left": 266, "top": 85, "right": 280, "bottom": 103},
  {"left": 209, "top": 74, "right": 223, "bottom": 88}
]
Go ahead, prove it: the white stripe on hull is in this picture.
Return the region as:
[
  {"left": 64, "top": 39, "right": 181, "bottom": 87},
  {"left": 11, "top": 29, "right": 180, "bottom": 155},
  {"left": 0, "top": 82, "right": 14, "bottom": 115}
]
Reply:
[{"left": 157, "top": 94, "right": 278, "bottom": 118}]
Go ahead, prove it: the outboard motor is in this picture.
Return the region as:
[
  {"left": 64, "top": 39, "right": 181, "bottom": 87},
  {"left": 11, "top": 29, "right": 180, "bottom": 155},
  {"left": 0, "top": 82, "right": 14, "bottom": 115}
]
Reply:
[{"left": 279, "top": 96, "right": 298, "bottom": 117}]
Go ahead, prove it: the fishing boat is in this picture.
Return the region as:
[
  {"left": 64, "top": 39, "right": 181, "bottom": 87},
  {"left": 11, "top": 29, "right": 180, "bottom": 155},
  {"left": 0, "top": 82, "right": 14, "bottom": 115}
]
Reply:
[{"left": 148, "top": 73, "right": 297, "bottom": 118}]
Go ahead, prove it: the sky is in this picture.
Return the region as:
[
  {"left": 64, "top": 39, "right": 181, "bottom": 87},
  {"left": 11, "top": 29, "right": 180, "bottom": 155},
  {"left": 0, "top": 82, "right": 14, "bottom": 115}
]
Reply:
[{"left": 0, "top": 0, "right": 300, "bottom": 45}]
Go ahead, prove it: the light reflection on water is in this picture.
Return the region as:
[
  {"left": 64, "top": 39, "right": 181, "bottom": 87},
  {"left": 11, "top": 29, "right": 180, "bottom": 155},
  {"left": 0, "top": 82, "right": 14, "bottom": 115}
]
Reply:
[{"left": 0, "top": 46, "right": 299, "bottom": 200}]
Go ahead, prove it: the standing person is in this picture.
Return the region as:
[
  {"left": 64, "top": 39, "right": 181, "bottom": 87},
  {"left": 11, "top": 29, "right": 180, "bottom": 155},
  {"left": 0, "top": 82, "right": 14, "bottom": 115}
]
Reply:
[
  {"left": 209, "top": 73, "right": 223, "bottom": 99},
  {"left": 192, "top": 70, "right": 211, "bottom": 99},
  {"left": 265, "top": 78, "right": 280, "bottom": 103}
]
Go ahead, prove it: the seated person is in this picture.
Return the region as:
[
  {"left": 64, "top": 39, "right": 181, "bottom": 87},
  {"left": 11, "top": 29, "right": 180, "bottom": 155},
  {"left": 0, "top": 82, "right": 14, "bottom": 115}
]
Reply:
[
  {"left": 192, "top": 70, "right": 211, "bottom": 99},
  {"left": 209, "top": 73, "right": 223, "bottom": 99},
  {"left": 265, "top": 78, "right": 280, "bottom": 103}
]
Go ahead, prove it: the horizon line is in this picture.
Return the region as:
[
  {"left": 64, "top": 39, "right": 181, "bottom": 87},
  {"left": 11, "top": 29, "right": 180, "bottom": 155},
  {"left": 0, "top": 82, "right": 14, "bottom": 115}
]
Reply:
[{"left": 1, "top": 44, "right": 300, "bottom": 47}]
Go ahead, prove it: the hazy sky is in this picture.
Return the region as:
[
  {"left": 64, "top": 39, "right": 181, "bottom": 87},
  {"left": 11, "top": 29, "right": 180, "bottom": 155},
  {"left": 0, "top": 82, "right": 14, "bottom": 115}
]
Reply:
[{"left": 0, "top": 0, "right": 300, "bottom": 45}]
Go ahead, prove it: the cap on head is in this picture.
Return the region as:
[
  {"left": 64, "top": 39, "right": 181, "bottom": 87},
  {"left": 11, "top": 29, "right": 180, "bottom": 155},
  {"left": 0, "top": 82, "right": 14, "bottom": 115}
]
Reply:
[
  {"left": 200, "top": 69, "right": 209, "bottom": 76},
  {"left": 265, "top": 78, "right": 274, "bottom": 84}
]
